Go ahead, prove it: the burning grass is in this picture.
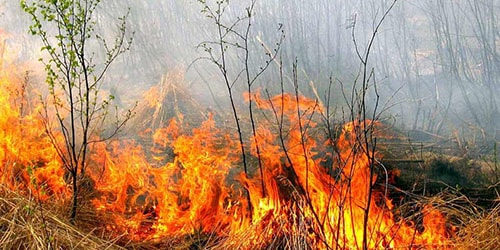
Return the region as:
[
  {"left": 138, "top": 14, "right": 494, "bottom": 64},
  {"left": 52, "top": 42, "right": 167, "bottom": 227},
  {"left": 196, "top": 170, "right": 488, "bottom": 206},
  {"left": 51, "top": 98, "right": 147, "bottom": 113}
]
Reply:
[
  {"left": 1, "top": 185, "right": 498, "bottom": 249},
  {"left": 418, "top": 192, "right": 500, "bottom": 250},
  {"left": 1, "top": 47, "right": 500, "bottom": 249}
]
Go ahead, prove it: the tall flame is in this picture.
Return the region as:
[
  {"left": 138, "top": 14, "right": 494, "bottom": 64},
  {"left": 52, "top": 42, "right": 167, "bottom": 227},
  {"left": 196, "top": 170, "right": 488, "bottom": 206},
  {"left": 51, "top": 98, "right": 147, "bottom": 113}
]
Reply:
[
  {"left": 0, "top": 49, "right": 68, "bottom": 201},
  {"left": 86, "top": 90, "right": 453, "bottom": 248}
]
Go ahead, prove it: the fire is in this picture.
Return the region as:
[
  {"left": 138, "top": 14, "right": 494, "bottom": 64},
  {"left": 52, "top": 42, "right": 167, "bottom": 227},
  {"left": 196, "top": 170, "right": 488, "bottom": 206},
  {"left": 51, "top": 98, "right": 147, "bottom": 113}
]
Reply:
[
  {"left": 0, "top": 46, "right": 68, "bottom": 201},
  {"left": 85, "top": 90, "right": 453, "bottom": 248},
  {"left": 1, "top": 37, "right": 453, "bottom": 248}
]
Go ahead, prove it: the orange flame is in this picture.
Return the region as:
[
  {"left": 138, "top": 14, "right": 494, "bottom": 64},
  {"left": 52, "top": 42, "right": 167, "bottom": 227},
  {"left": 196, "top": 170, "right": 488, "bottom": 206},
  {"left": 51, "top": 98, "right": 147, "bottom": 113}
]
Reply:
[
  {"left": 85, "top": 90, "right": 453, "bottom": 248},
  {"left": 0, "top": 52, "right": 68, "bottom": 201}
]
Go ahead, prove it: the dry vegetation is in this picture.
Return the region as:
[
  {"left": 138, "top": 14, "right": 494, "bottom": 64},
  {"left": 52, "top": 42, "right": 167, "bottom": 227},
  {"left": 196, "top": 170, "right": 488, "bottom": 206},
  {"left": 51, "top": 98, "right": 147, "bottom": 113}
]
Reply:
[
  {"left": 1, "top": 183, "right": 498, "bottom": 249},
  {"left": 0, "top": 186, "right": 125, "bottom": 249}
]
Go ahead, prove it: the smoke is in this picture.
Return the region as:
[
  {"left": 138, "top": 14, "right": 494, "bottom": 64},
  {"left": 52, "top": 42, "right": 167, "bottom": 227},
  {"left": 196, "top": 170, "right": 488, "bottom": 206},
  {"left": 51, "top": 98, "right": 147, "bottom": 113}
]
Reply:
[{"left": 1, "top": 0, "right": 499, "bottom": 143}]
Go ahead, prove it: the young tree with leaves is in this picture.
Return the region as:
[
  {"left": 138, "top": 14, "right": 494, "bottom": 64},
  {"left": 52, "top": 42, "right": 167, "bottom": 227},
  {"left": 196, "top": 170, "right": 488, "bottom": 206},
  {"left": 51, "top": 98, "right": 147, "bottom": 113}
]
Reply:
[{"left": 20, "top": 0, "right": 133, "bottom": 221}]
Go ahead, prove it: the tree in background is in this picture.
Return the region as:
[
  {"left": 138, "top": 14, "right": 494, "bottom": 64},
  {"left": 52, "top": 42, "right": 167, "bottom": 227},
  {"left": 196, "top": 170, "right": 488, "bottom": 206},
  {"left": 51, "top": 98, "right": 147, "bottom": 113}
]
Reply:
[{"left": 20, "top": 0, "right": 133, "bottom": 221}]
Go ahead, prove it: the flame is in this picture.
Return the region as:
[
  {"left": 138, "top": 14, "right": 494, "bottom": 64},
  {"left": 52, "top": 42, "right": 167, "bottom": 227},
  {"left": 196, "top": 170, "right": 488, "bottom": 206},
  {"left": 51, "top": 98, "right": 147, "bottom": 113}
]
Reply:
[
  {"left": 85, "top": 90, "right": 453, "bottom": 248},
  {"left": 0, "top": 34, "right": 453, "bottom": 248},
  {"left": 0, "top": 41, "right": 68, "bottom": 201}
]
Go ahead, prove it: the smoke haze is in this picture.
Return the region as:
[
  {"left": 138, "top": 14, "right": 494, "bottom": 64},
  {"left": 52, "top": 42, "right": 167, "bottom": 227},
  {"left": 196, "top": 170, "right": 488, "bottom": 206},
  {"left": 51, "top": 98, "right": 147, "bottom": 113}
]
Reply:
[{"left": 1, "top": 0, "right": 499, "bottom": 144}]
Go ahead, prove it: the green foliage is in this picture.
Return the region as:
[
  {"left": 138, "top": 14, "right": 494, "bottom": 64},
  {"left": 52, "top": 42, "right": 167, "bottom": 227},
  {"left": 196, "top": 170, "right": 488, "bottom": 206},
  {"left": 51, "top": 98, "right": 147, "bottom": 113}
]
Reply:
[
  {"left": 20, "top": 0, "right": 133, "bottom": 220},
  {"left": 20, "top": 0, "right": 131, "bottom": 110}
]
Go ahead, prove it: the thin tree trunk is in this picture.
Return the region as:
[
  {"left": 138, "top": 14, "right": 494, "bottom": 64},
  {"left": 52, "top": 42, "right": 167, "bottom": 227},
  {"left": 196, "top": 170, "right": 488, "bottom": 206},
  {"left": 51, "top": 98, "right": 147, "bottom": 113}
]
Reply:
[{"left": 70, "top": 171, "right": 78, "bottom": 222}]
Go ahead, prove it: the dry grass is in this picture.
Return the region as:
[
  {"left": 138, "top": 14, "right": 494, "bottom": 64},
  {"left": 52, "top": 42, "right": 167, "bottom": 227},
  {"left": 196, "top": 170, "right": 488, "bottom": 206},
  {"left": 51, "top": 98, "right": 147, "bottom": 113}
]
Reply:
[
  {"left": 127, "top": 70, "right": 208, "bottom": 135},
  {"left": 406, "top": 191, "right": 500, "bottom": 250},
  {"left": 0, "top": 185, "right": 124, "bottom": 250},
  {"left": 454, "top": 200, "right": 500, "bottom": 250},
  {"left": 1, "top": 185, "right": 499, "bottom": 249}
]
